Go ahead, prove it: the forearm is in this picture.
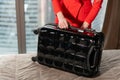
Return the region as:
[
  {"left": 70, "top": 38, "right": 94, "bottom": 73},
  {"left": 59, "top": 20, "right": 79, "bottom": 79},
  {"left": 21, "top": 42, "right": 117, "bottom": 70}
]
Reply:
[{"left": 85, "top": 0, "right": 103, "bottom": 24}]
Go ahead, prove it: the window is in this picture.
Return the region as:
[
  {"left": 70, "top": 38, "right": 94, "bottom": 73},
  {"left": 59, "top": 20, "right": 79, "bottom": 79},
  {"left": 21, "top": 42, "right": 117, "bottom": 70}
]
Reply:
[
  {"left": 0, "top": 0, "right": 18, "bottom": 54},
  {"left": 92, "top": 0, "right": 108, "bottom": 32},
  {"left": 24, "top": 0, "right": 54, "bottom": 53}
]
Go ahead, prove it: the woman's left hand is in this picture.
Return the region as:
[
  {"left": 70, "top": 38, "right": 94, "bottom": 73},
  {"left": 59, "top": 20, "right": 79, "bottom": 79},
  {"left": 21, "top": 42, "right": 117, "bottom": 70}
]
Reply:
[{"left": 81, "top": 21, "right": 89, "bottom": 30}]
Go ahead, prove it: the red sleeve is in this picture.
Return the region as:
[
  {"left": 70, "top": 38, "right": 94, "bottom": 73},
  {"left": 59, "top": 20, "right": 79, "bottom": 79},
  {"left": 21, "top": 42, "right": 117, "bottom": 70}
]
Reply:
[
  {"left": 52, "top": 0, "right": 62, "bottom": 14},
  {"left": 85, "top": 0, "right": 103, "bottom": 24}
]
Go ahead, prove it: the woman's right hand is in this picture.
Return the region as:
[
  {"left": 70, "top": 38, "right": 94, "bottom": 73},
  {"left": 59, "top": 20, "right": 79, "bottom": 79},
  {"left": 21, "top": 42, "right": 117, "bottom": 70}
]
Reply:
[{"left": 57, "top": 12, "right": 68, "bottom": 29}]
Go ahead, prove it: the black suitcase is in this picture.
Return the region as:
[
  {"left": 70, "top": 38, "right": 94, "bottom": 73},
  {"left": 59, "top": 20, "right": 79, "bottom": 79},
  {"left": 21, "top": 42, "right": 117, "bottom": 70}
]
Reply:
[{"left": 32, "top": 23, "right": 104, "bottom": 77}]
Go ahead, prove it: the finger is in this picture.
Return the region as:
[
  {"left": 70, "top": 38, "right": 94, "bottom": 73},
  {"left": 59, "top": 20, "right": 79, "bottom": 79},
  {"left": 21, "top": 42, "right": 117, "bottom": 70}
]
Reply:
[
  {"left": 59, "top": 22, "right": 65, "bottom": 29},
  {"left": 59, "top": 24, "right": 63, "bottom": 29},
  {"left": 63, "top": 22, "right": 68, "bottom": 29},
  {"left": 59, "top": 21, "right": 68, "bottom": 29},
  {"left": 62, "top": 23, "right": 66, "bottom": 29},
  {"left": 64, "top": 22, "right": 67, "bottom": 28},
  {"left": 64, "top": 22, "right": 68, "bottom": 29},
  {"left": 58, "top": 22, "right": 63, "bottom": 29},
  {"left": 60, "top": 23, "right": 64, "bottom": 29}
]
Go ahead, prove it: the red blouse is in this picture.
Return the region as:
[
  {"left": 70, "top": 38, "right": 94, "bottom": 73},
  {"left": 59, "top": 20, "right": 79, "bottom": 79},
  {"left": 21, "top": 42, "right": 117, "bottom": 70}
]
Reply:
[{"left": 52, "top": 0, "right": 103, "bottom": 28}]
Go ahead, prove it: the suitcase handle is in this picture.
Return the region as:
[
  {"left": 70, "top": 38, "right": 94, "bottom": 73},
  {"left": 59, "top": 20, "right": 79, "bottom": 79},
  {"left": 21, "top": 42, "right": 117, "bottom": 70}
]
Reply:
[
  {"left": 45, "top": 23, "right": 97, "bottom": 36},
  {"left": 33, "top": 23, "right": 97, "bottom": 36}
]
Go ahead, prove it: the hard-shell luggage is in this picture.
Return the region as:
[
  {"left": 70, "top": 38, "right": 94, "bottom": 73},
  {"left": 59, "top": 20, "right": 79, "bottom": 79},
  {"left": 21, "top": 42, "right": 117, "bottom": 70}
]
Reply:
[{"left": 32, "top": 23, "right": 104, "bottom": 77}]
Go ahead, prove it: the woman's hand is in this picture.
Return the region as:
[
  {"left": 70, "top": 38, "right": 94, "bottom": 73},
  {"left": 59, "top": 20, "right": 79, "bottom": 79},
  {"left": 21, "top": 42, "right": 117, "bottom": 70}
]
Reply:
[
  {"left": 57, "top": 12, "right": 68, "bottom": 29},
  {"left": 81, "top": 21, "right": 89, "bottom": 30}
]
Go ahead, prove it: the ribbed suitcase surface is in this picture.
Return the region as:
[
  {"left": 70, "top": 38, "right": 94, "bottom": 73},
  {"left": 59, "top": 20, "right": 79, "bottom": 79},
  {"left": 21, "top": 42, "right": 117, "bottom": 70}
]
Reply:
[{"left": 32, "top": 24, "right": 104, "bottom": 77}]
